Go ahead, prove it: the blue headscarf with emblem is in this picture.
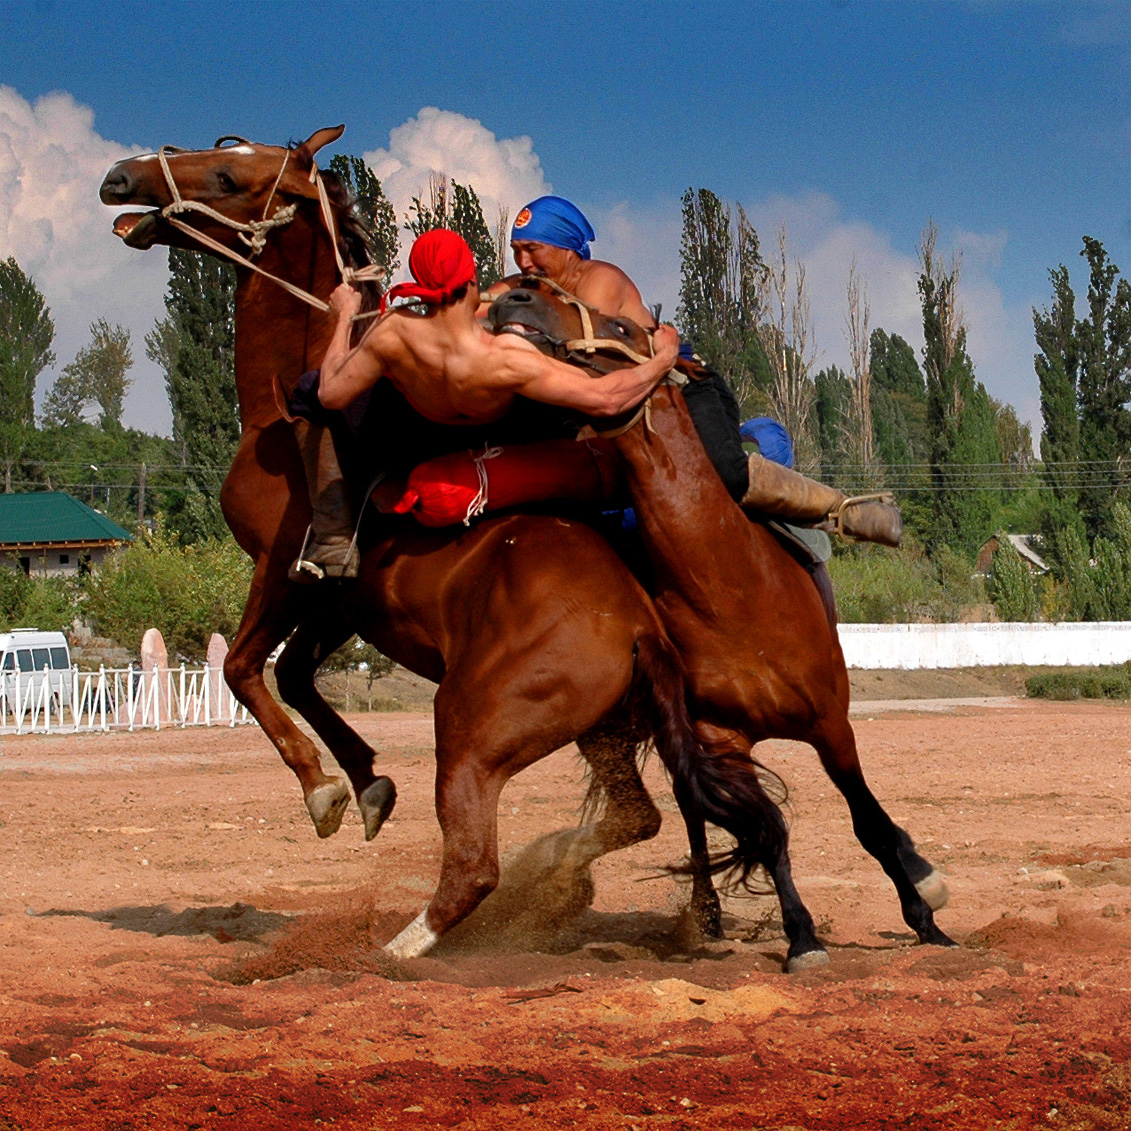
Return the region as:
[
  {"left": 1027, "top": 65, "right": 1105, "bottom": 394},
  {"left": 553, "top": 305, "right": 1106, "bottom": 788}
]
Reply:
[{"left": 511, "top": 195, "right": 595, "bottom": 260}]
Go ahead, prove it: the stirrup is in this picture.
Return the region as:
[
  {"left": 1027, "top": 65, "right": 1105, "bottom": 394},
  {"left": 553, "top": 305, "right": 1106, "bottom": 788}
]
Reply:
[
  {"left": 825, "top": 493, "right": 902, "bottom": 548},
  {"left": 287, "top": 524, "right": 327, "bottom": 584}
]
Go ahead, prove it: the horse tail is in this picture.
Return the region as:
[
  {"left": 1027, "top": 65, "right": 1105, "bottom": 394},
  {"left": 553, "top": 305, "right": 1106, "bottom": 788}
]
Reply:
[{"left": 631, "top": 632, "right": 789, "bottom": 890}]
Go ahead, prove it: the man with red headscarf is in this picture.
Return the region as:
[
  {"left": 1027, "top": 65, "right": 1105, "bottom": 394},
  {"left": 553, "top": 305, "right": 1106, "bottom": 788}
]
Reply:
[{"left": 289, "top": 228, "right": 678, "bottom": 581}]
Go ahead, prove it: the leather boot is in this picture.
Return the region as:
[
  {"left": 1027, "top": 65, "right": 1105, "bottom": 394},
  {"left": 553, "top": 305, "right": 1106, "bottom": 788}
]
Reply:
[
  {"left": 288, "top": 419, "right": 361, "bottom": 583},
  {"left": 741, "top": 452, "right": 902, "bottom": 548}
]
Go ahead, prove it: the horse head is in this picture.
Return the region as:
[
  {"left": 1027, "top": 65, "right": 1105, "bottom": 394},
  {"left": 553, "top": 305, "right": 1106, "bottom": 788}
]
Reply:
[
  {"left": 487, "top": 279, "right": 655, "bottom": 376},
  {"left": 99, "top": 125, "right": 344, "bottom": 254}
]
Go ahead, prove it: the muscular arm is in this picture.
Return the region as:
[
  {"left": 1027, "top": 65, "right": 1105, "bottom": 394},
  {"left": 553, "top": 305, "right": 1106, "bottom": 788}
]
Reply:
[
  {"left": 488, "top": 325, "right": 678, "bottom": 416},
  {"left": 318, "top": 285, "right": 385, "bottom": 410}
]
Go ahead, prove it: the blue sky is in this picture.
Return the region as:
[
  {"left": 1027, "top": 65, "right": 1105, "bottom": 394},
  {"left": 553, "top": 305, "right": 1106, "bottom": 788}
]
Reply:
[{"left": 2, "top": 0, "right": 1128, "bottom": 435}]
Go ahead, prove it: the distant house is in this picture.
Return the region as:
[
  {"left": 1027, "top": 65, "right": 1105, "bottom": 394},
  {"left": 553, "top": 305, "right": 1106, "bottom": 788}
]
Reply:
[
  {"left": 975, "top": 533, "right": 1049, "bottom": 577},
  {"left": 0, "top": 492, "right": 133, "bottom": 577}
]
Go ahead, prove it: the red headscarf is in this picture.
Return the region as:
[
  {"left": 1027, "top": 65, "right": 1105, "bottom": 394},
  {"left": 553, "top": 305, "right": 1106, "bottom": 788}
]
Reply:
[{"left": 379, "top": 228, "right": 477, "bottom": 314}]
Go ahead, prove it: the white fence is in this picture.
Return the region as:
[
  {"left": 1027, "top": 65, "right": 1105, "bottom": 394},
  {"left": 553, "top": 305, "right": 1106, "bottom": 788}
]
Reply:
[
  {"left": 838, "top": 621, "right": 1131, "bottom": 670},
  {"left": 0, "top": 665, "right": 252, "bottom": 735}
]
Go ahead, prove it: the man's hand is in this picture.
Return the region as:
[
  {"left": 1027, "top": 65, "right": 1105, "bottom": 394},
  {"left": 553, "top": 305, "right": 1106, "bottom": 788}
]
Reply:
[
  {"left": 652, "top": 324, "right": 679, "bottom": 366},
  {"left": 329, "top": 283, "right": 362, "bottom": 320}
]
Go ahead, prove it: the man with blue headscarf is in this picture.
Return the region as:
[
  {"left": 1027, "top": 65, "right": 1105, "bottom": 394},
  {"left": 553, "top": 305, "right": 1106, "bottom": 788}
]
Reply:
[{"left": 487, "top": 195, "right": 901, "bottom": 547}]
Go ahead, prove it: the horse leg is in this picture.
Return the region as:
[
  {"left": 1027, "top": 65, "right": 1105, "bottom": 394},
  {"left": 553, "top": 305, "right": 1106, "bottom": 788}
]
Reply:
[
  {"left": 575, "top": 718, "right": 662, "bottom": 858},
  {"left": 811, "top": 709, "right": 956, "bottom": 946},
  {"left": 669, "top": 776, "right": 724, "bottom": 940},
  {"left": 671, "top": 731, "right": 828, "bottom": 971},
  {"left": 223, "top": 566, "right": 351, "bottom": 838},
  {"left": 274, "top": 612, "right": 396, "bottom": 841}
]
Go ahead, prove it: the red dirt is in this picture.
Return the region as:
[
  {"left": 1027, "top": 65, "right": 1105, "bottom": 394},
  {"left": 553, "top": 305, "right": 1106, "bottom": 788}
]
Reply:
[{"left": 1, "top": 698, "right": 1130, "bottom": 1129}]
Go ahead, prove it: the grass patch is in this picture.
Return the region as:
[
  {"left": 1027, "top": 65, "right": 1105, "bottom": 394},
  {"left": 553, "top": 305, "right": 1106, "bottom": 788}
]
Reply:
[{"left": 1025, "top": 665, "right": 1131, "bottom": 700}]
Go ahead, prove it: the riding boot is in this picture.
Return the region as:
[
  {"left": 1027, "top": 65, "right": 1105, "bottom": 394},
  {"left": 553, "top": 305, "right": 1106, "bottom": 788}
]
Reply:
[
  {"left": 288, "top": 419, "right": 361, "bottom": 583},
  {"left": 741, "top": 452, "right": 903, "bottom": 548}
]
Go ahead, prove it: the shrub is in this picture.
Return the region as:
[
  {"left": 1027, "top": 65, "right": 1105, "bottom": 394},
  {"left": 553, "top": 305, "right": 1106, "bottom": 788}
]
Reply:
[
  {"left": 84, "top": 521, "right": 252, "bottom": 661},
  {"left": 1026, "top": 666, "right": 1131, "bottom": 700},
  {"left": 827, "top": 541, "right": 986, "bottom": 623}
]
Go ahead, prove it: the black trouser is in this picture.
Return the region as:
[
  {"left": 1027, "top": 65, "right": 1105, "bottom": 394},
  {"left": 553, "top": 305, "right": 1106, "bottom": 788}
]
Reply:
[{"left": 680, "top": 366, "right": 749, "bottom": 501}]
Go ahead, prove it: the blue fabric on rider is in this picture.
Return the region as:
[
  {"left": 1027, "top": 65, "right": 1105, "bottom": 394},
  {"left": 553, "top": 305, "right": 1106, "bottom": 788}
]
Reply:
[
  {"left": 511, "top": 196, "right": 595, "bottom": 260},
  {"left": 289, "top": 369, "right": 334, "bottom": 425},
  {"left": 740, "top": 417, "right": 795, "bottom": 469}
]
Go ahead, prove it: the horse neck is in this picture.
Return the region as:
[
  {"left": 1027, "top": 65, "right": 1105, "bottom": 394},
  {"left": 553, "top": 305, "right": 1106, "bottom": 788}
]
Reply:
[
  {"left": 232, "top": 214, "right": 340, "bottom": 431},
  {"left": 614, "top": 385, "right": 768, "bottom": 591}
]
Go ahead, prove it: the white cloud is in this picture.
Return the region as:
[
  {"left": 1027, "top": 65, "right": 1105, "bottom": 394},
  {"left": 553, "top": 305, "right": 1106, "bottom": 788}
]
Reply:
[
  {"left": 0, "top": 86, "right": 171, "bottom": 433},
  {"left": 362, "top": 107, "right": 551, "bottom": 273}
]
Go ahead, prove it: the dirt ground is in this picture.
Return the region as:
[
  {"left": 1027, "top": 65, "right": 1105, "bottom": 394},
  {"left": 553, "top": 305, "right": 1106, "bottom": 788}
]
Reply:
[{"left": 2, "top": 692, "right": 1130, "bottom": 1130}]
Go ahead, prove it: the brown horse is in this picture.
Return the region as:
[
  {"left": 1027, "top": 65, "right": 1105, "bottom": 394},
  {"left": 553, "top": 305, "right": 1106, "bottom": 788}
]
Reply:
[
  {"left": 99, "top": 130, "right": 819, "bottom": 964},
  {"left": 488, "top": 282, "right": 956, "bottom": 953}
]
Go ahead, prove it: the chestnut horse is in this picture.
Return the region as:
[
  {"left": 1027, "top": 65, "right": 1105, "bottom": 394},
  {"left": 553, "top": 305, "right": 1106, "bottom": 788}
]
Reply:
[
  {"left": 99, "top": 130, "right": 818, "bottom": 964},
  {"left": 488, "top": 282, "right": 956, "bottom": 953}
]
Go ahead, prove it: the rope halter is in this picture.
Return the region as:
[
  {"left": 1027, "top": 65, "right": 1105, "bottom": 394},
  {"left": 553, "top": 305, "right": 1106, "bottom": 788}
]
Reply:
[{"left": 153, "top": 137, "right": 383, "bottom": 315}]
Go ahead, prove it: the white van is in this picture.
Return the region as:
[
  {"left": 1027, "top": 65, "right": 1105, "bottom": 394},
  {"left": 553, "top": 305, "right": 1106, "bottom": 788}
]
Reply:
[{"left": 0, "top": 629, "right": 74, "bottom": 712}]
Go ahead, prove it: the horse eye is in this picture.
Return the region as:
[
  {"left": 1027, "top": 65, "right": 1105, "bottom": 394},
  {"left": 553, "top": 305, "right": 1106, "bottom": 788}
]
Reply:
[
  {"left": 614, "top": 323, "right": 629, "bottom": 336},
  {"left": 217, "top": 171, "right": 238, "bottom": 192}
]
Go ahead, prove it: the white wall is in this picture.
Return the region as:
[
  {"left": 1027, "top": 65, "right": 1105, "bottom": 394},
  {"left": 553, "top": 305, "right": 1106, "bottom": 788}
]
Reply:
[{"left": 837, "top": 622, "right": 1131, "bottom": 669}]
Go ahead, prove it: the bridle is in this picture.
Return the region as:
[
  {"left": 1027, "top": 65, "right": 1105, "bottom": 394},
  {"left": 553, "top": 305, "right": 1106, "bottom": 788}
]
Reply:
[
  {"left": 500, "top": 276, "right": 658, "bottom": 372},
  {"left": 153, "top": 137, "right": 383, "bottom": 315},
  {"left": 498, "top": 278, "right": 691, "bottom": 439}
]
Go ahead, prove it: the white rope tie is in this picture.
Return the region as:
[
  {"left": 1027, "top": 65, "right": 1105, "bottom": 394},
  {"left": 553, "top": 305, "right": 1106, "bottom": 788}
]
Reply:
[
  {"left": 464, "top": 446, "right": 502, "bottom": 525},
  {"left": 153, "top": 141, "right": 383, "bottom": 318}
]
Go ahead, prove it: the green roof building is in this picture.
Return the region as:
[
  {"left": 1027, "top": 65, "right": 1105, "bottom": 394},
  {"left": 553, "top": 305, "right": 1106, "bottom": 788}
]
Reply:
[{"left": 0, "top": 492, "right": 133, "bottom": 577}]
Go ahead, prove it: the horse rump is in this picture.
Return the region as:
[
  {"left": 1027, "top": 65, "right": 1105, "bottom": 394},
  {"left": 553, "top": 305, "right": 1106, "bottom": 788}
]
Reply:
[{"left": 629, "top": 632, "right": 789, "bottom": 892}]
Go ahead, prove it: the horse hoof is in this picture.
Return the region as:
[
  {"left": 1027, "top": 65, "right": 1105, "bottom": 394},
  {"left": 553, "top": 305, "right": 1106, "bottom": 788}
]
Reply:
[
  {"left": 360, "top": 777, "right": 397, "bottom": 841},
  {"left": 306, "top": 779, "right": 350, "bottom": 839},
  {"left": 786, "top": 948, "right": 830, "bottom": 974},
  {"left": 384, "top": 908, "right": 438, "bottom": 959},
  {"left": 915, "top": 869, "right": 950, "bottom": 911}
]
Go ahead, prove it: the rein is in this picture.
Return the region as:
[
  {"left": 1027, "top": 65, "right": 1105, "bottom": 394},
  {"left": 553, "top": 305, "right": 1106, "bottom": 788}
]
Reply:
[{"left": 155, "top": 140, "right": 383, "bottom": 316}]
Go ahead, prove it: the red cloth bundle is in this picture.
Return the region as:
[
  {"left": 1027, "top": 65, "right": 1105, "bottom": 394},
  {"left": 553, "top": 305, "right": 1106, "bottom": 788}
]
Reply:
[{"left": 391, "top": 438, "right": 622, "bottom": 527}]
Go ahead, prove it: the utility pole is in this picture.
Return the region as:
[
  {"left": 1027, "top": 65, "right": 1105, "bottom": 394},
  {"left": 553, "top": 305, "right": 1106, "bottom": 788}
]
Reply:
[{"left": 138, "top": 462, "right": 147, "bottom": 527}]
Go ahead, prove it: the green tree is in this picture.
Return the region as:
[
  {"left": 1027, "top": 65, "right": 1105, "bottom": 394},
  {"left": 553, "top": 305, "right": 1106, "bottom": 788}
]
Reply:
[
  {"left": 989, "top": 537, "right": 1040, "bottom": 622},
  {"left": 146, "top": 249, "right": 238, "bottom": 540},
  {"left": 1033, "top": 263, "right": 1081, "bottom": 543},
  {"left": 675, "top": 187, "right": 771, "bottom": 417},
  {"left": 0, "top": 257, "right": 55, "bottom": 490},
  {"left": 869, "top": 328, "right": 929, "bottom": 497},
  {"left": 404, "top": 174, "right": 501, "bottom": 286},
  {"left": 327, "top": 153, "right": 400, "bottom": 283},
  {"left": 813, "top": 365, "right": 852, "bottom": 484},
  {"left": 1075, "top": 237, "right": 1131, "bottom": 538},
  {"left": 918, "top": 223, "right": 1001, "bottom": 556},
  {"left": 43, "top": 319, "right": 133, "bottom": 431}
]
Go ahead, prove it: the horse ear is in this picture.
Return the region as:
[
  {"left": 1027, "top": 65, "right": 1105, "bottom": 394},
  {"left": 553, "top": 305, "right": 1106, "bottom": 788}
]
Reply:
[{"left": 294, "top": 125, "right": 345, "bottom": 167}]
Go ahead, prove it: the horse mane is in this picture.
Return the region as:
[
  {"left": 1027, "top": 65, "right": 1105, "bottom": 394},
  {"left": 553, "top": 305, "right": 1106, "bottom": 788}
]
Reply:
[{"left": 314, "top": 168, "right": 385, "bottom": 335}]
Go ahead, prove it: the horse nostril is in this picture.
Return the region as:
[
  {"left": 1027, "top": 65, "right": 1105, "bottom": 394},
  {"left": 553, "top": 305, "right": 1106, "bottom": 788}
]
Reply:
[
  {"left": 509, "top": 290, "right": 532, "bottom": 303},
  {"left": 99, "top": 170, "right": 134, "bottom": 202}
]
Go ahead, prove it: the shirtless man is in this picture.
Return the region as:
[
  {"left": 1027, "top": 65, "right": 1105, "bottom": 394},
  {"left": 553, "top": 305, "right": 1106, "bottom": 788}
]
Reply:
[
  {"left": 487, "top": 195, "right": 901, "bottom": 548},
  {"left": 290, "top": 227, "right": 677, "bottom": 581}
]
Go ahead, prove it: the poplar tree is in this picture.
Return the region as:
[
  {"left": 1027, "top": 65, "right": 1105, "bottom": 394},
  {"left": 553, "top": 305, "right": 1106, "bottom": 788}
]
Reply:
[
  {"left": 1032, "top": 264, "right": 1081, "bottom": 539},
  {"left": 918, "top": 224, "right": 1001, "bottom": 555},
  {"left": 404, "top": 174, "right": 502, "bottom": 286},
  {"left": 675, "top": 187, "right": 771, "bottom": 416},
  {"left": 0, "top": 257, "right": 55, "bottom": 489},
  {"left": 146, "top": 248, "right": 238, "bottom": 539},
  {"left": 327, "top": 154, "right": 400, "bottom": 283},
  {"left": 1075, "top": 237, "right": 1131, "bottom": 538},
  {"left": 870, "top": 328, "right": 929, "bottom": 472}
]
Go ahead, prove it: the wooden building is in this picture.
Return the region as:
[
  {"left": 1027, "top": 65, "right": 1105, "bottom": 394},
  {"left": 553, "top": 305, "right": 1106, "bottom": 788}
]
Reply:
[{"left": 0, "top": 492, "right": 133, "bottom": 577}]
